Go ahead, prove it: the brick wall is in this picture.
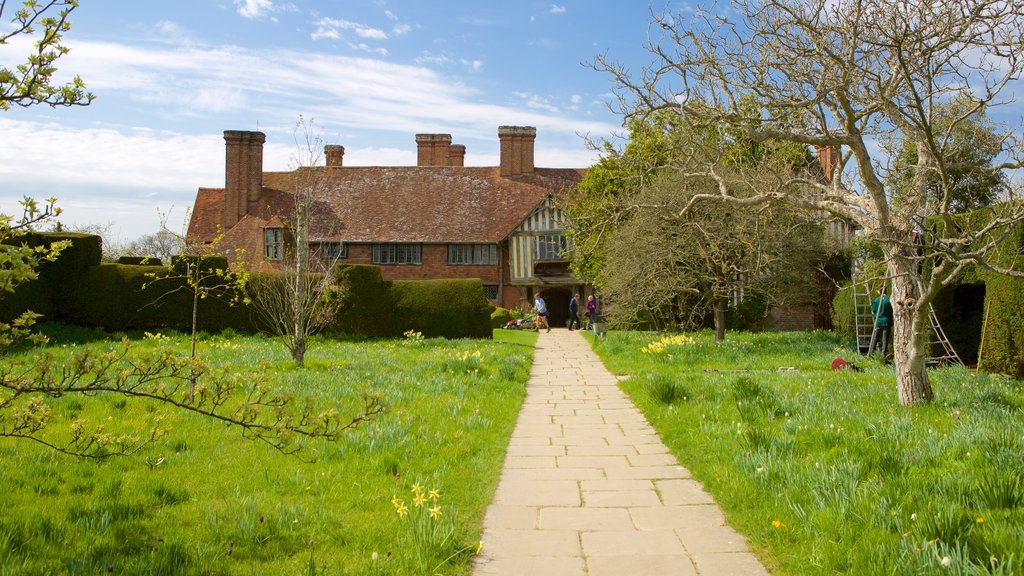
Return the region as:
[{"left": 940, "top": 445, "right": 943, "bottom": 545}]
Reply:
[{"left": 344, "top": 243, "right": 501, "bottom": 283}]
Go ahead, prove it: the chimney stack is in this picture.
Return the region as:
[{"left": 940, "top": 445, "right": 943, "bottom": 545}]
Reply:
[
  {"left": 498, "top": 126, "right": 536, "bottom": 177},
  {"left": 325, "top": 144, "right": 345, "bottom": 168},
  {"left": 816, "top": 145, "right": 840, "bottom": 183},
  {"left": 223, "top": 130, "right": 265, "bottom": 229},
  {"left": 416, "top": 133, "right": 453, "bottom": 166},
  {"left": 448, "top": 144, "right": 466, "bottom": 167}
]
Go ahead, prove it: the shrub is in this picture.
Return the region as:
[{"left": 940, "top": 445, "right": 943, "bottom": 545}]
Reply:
[
  {"left": 391, "top": 279, "right": 493, "bottom": 339},
  {"left": 490, "top": 306, "right": 517, "bottom": 328},
  {"left": 117, "top": 256, "right": 163, "bottom": 266},
  {"left": 332, "top": 264, "right": 394, "bottom": 337},
  {"left": 59, "top": 264, "right": 254, "bottom": 332},
  {"left": 170, "top": 254, "right": 229, "bottom": 274},
  {"left": 830, "top": 281, "right": 855, "bottom": 347},
  {"left": 0, "top": 232, "right": 102, "bottom": 322}
]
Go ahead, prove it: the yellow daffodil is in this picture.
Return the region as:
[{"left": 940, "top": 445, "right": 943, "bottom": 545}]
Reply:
[
  {"left": 395, "top": 503, "right": 409, "bottom": 517},
  {"left": 414, "top": 493, "right": 427, "bottom": 507},
  {"left": 476, "top": 541, "right": 484, "bottom": 554},
  {"left": 771, "top": 520, "right": 785, "bottom": 529},
  {"left": 391, "top": 495, "right": 400, "bottom": 507},
  {"left": 411, "top": 482, "right": 423, "bottom": 495},
  {"left": 429, "top": 505, "right": 442, "bottom": 519},
  {"left": 429, "top": 488, "right": 440, "bottom": 502}
]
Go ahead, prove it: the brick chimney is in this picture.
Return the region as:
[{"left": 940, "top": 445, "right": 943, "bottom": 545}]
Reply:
[
  {"left": 223, "top": 130, "right": 265, "bottom": 229},
  {"left": 448, "top": 144, "right": 466, "bottom": 167},
  {"left": 416, "top": 133, "right": 452, "bottom": 166},
  {"left": 816, "top": 145, "right": 840, "bottom": 183},
  {"left": 498, "top": 126, "right": 536, "bottom": 177},
  {"left": 325, "top": 144, "right": 345, "bottom": 168}
]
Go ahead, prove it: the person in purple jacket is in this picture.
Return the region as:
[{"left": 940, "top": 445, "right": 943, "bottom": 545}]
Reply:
[{"left": 585, "top": 295, "right": 597, "bottom": 331}]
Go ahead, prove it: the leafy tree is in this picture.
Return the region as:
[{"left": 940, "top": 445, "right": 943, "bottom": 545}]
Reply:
[
  {"left": 600, "top": 170, "right": 831, "bottom": 339},
  {"left": 594, "top": 0, "right": 1024, "bottom": 405},
  {"left": 889, "top": 98, "right": 1006, "bottom": 214},
  {"left": 0, "top": 0, "right": 94, "bottom": 110}
]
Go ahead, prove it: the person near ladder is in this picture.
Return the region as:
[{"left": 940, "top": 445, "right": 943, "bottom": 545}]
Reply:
[{"left": 868, "top": 287, "right": 894, "bottom": 357}]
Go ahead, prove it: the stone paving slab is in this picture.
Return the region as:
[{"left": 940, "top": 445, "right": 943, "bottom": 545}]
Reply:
[{"left": 472, "top": 329, "right": 771, "bottom": 576}]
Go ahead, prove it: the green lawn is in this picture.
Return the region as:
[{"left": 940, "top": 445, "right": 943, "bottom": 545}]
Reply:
[
  {"left": 0, "top": 325, "right": 537, "bottom": 575},
  {"left": 586, "top": 329, "right": 1024, "bottom": 575}
]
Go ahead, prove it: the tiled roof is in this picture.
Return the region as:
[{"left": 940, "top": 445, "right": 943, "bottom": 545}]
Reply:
[{"left": 189, "top": 166, "right": 585, "bottom": 245}]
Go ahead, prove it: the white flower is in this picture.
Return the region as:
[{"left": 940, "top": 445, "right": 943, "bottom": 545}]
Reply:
[
  {"left": 911, "top": 513, "right": 917, "bottom": 521},
  {"left": 941, "top": 556, "right": 952, "bottom": 567}
]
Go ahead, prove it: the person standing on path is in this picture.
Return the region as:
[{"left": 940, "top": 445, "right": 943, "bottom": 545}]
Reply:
[
  {"left": 534, "top": 294, "right": 550, "bottom": 332},
  {"left": 585, "top": 294, "right": 597, "bottom": 332},
  {"left": 868, "top": 287, "right": 894, "bottom": 358},
  {"left": 568, "top": 293, "right": 581, "bottom": 331}
]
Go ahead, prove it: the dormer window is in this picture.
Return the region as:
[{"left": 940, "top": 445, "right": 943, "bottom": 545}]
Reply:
[{"left": 264, "top": 228, "right": 283, "bottom": 260}]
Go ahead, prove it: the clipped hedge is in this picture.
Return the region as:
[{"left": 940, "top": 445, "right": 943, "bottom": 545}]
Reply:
[
  {"left": 117, "top": 256, "right": 163, "bottom": 266},
  {"left": 390, "top": 278, "right": 493, "bottom": 339},
  {"left": 0, "top": 232, "right": 103, "bottom": 323},
  {"left": 332, "top": 264, "right": 394, "bottom": 337},
  {"left": 59, "top": 264, "right": 254, "bottom": 332},
  {"left": 978, "top": 218, "right": 1024, "bottom": 377}
]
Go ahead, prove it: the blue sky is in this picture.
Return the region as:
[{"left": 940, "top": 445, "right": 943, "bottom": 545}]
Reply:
[{"left": 1, "top": 1, "right": 664, "bottom": 242}]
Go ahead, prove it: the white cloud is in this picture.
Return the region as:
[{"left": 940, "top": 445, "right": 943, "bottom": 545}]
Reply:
[
  {"left": 513, "top": 91, "right": 560, "bottom": 113},
  {"left": 234, "top": 0, "right": 297, "bottom": 20},
  {"left": 393, "top": 23, "right": 412, "bottom": 36},
  {"left": 0, "top": 38, "right": 618, "bottom": 237},
  {"left": 550, "top": 5, "right": 567, "bottom": 14},
  {"left": 460, "top": 58, "right": 484, "bottom": 72},
  {"left": 312, "top": 17, "right": 388, "bottom": 42}
]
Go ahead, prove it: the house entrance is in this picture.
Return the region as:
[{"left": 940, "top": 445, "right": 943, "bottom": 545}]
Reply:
[{"left": 539, "top": 288, "right": 573, "bottom": 328}]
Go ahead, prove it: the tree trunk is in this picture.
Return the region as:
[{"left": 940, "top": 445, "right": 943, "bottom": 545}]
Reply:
[
  {"left": 890, "top": 259, "right": 934, "bottom": 406},
  {"left": 292, "top": 195, "right": 309, "bottom": 368},
  {"left": 713, "top": 297, "right": 727, "bottom": 341}
]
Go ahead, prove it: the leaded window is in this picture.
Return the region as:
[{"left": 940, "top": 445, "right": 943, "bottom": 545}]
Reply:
[
  {"left": 372, "top": 243, "right": 421, "bottom": 264},
  {"left": 314, "top": 242, "right": 347, "bottom": 260},
  {"left": 448, "top": 244, "right": 498, "bottom": 265},
  {"left": 264, "top": 228, "right": 283, "bottom": 260},
  {"left": 536, "top": 234, "right": 568, "bottom": 261}
]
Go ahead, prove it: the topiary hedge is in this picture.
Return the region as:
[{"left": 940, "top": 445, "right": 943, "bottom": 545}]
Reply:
[
  {"left": 59, "top": 264, "right": 255, "bottom": 332},
  {"left": 117, "top": 256, "right": 163, "bottom": 266},
  {"left": 0, "top": 232, "right": 103, "bottom": 323},
  {"left": 977, "top": 216, "right": 1024, "bottom": 377},
  {"left": 830, "top": 281, "right": 856, "bottom": 348},
  {"left": 390, "top": 278, "right": 493, "bottom": 339},
  {"left": 332, "top": 264, "right": 394, "bottom": 337}
]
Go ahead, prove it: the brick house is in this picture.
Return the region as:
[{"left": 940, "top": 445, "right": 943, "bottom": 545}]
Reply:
[{"left": 185, "top": 126, "right": 587, "bottom": 325}]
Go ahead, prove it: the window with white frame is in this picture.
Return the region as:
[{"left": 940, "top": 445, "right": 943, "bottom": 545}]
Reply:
[
  {"left": 264, "top": 228, "right": 283, "bottom": 260},
  {"left": 372, "top": 243, "right": 421, "bottom": 264},
  {"left": 314, "top": 241, "right": 347, "bottom": 260},
  {"left": 482, "top": 285, "right": 499, "bottom": 301},
  {"left": 535, "top": 234, "right": 568, "bottom": 261},
  {"left": 448, "top": 243, "right": 498, "bottom": 265}
]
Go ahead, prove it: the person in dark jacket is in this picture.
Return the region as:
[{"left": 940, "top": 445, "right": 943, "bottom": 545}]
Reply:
[
  {"left": 868, "top": 287, "right": 894, "bottom": 357},
  {"left": 568, "top": 293, "right": 581, "bottom": 330}
]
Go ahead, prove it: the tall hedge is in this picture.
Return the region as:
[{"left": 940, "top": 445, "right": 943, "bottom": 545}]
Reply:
[
  {"left": 0, "top": 232, "right": 102, "bottom": 322},
  {"left": 59, "top": 264, "right": 255, "bottom": 332},
  {"left": 332, "top": 264, "right": 395, "bottom": 337},
  {"left": 390, "top": 278, "right": 493, "bottom": 339},
  {"left": 978, "top": 218, "right": 1024, "bottom": 377}
]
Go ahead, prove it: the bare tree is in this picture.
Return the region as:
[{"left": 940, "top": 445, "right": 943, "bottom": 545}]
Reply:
[
  {"left": 595, "top": 0, "right": 1024, "bottom": 405},
  {"left": 247, "top": 118, "right": 342, "bottom": 367}
]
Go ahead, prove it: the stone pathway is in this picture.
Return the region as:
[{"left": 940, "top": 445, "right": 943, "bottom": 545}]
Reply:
[{"left": 472, "top": 329, "right": 771, "bottom": 576}]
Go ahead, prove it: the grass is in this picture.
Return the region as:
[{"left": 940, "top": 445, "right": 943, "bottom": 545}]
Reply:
[
  {"left": 0, "top": 324, "right": 537, "bottom": 575},
  {"left": 586, "top": 329, "right": 1024, "bottom": 575}
]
